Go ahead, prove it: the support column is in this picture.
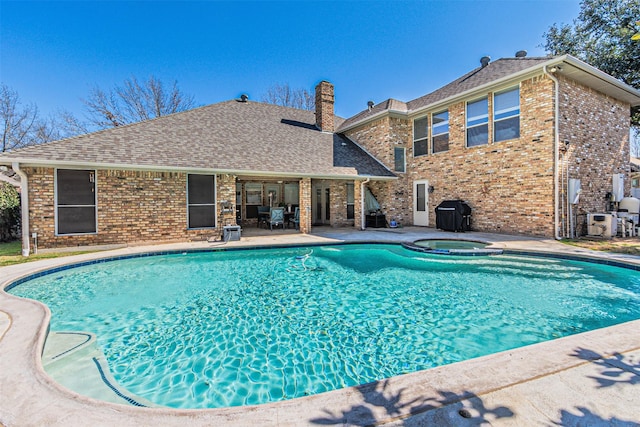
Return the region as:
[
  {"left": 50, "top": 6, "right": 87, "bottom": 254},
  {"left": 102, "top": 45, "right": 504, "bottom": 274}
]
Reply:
[
  {"left": 354, "top": 180, "right": 363, "bottom": 230},
  {"left": 299, "top": 178, "right": 312, "bottom": 233},
  {"left": 217, "top": 174, "right": 237, "bottom": 228}
]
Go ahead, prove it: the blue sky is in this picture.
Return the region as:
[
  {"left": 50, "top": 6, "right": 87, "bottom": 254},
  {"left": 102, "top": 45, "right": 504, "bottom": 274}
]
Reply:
[{"left": 1, "top": 0, "right": 582, "bottom": 121}]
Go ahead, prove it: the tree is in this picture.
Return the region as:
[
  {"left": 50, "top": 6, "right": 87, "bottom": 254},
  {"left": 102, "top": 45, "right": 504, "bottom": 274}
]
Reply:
[
  {"left": 0, "top": 181, "right": 20, "bottom": 242},
  {"left": 261, "top": 83, "right": 315, "bottom": 110},
  {"left": 542, "top": 0, "right": 640, "bottom": 129},
  {"left": 0, "top": 84, "right": 58, "bottom": 152},
  {"left": 81, "top": 75, "right": 196, "bottom": 129}
]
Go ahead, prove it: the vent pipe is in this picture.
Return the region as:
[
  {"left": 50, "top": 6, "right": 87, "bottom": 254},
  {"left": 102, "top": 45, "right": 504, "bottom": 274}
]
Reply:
[{"left": 480, "top": 56, "right": 491, "bottom": 67}]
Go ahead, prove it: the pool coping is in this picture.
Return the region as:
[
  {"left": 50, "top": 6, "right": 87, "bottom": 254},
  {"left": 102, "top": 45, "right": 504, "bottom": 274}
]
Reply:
[{"left": 1, "top": 229, "right": 639, "bottom": 426}]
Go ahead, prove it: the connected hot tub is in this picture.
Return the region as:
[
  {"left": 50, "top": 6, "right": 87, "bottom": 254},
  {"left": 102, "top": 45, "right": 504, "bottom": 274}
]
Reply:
[{"left": 404, "top": 239, "right": 502, "bottom": 256}]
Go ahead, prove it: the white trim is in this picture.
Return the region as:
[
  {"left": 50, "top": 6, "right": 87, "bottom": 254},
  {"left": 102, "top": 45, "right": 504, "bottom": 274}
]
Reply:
[
  {"left": 0, "top": 158, "right": 395, "bottom": 182},
  {"left": 339, "top": 54, "right": 640, "bottom": 133},
  {"left": 465, "top": 96, "right": 489, "bottom": 148},
  {"left": 11, "top": 163, "right": 30, "bottom": 256},
  {"left": 54, "top": 168, "right": 98, "bottom": 236}
]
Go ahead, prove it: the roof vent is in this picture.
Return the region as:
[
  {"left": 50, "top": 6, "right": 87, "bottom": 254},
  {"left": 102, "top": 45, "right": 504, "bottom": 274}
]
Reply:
[
  {"left": 480, "top": 56, "right": 491, "bottom": 67},
  {"left": 515, "top": 50, "right": 527, "bottom": 58},
  {"left": 239, "top": 94, "right": 249, "bottom": 102},
  {"left": 367, "top": 101, "right": 374, "bottom": 111}
]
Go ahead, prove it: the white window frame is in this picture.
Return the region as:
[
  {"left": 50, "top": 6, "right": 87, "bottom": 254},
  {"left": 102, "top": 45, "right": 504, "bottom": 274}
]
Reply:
[
  {"left": 466, "top": 96, "right": 489, "bottom": 148},
  {"left": 412, "top": 116, "right": 429, "bottom": 157},
  {"left": 54, "top": 168, "right": 98, "bottom": 236},
  {"left": 431, "top": 109, "right": 449, "bottom": 153},
  {"left": 394, "top": 147, "right": 406, "bottom": 173},
  {"left": 493, "top": 86, "right": 520, "bottom": 142}
]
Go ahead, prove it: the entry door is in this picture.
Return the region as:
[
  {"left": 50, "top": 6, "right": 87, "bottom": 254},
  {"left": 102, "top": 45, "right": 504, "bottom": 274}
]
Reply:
[
  {"left": 413, "top": 180, "right": 429, "bottom": 226},
  {"left": 312, "top": 182, "right": 331, "bottom": 225}
]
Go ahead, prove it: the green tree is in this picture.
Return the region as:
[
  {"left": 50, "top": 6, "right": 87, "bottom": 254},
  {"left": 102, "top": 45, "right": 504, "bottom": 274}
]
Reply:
[
  {"left": 0, "top": 182, "right": 20, "bottom": 242},
  {"left": 543, "top": 0, "right": 640, "bottom": 130}
]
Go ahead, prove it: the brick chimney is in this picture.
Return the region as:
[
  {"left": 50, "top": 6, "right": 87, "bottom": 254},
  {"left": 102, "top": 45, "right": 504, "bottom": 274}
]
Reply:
[{"left": 315, "top": 81, "right": 334, "bottom": 132}]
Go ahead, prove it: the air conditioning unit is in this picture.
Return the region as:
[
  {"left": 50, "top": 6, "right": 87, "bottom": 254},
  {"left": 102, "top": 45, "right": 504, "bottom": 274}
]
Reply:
[{"left": 587, "top": 213, "right": 617, "bottom": 238}]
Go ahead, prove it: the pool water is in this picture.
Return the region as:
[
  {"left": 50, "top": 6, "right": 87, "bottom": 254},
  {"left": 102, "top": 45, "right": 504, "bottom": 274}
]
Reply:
[{"left": 8, "top": 244, "right": 640, "bottom": 409}]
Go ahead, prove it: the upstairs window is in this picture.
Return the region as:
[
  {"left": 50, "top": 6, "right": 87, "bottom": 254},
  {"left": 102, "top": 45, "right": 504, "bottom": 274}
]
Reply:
[
  {"left": 56, "top": 169, "right": 97, "bottom": 235},
  {"left": 413, "top": 116, "right": 429, "bottom": 157},
  {"left": 394, "top": 147, "right": 406, "bottom": 172},
  {"left": 187, "top": 174, "right": 216, "bottom": 228},
  {"left": 431, "top": 110, "right": 449, "bottom": 153},
  {"left": 466, "top": 97, "right": 488, "bottom": 147},
  {"left": 494, "top": 87, "right": 520, "bottom": 142}
]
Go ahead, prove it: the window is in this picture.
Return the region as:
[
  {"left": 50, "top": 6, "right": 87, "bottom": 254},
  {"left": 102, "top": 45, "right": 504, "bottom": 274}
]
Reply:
[
  {"left": 394, "top": 147, "right": 405, "bottom": 172},
  {"left": 466, "top": 97, "right": 488, "bottom": 147},
  {"left": 346, "top": 183, "right": 355, "bottom": 219},
  {"left": 56, "top": 169, "right": 97, "bottom": 235},
  {"left": 187, "top": 174, "right": 215, "bottom": 228},
  {"left": 284, "top": 183, "right": 299, "bottom": 205},
  {"left": 413, "top": 116, "right": 429, "bottom": 157},
  {"left": 432, "top": 110, "right": 449, "bottom": 153},
  {"left": 494, "top": 87, "right": 520, "bottom": 142}
]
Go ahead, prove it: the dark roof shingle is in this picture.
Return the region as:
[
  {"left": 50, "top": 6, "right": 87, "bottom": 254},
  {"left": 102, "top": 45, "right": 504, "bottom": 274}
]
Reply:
[{"left": 0, "top": 100, "right": 394, "bottom": 179}]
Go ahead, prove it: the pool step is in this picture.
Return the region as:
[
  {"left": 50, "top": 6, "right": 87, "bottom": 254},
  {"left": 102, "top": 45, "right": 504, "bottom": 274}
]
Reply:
[
  {"left": 42, "top": 331, "right": 154, "bottom": 407},
  {"left": 402, "top": 242, "right": 503, "bottom": 256}
]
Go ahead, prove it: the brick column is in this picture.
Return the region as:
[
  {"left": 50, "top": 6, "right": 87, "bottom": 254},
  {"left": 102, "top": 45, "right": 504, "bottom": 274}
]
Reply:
[
  {"left": 299, "top": 178, "right": 312, "bottom": 233},
  {"left": 354, "top": 180, "right": 363, "bottom": 230},
  {"left": 216, "top": 174, "right": 237, "bottom": 227}
]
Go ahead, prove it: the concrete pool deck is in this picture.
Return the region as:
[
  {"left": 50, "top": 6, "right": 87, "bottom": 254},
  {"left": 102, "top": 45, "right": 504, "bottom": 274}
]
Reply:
[{"left": 1, "top": 227, "right": 639, "bottom": 426}]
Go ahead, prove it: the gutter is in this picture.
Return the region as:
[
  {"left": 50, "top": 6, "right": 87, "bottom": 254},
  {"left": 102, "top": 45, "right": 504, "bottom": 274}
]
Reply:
[
  {"left": 543, "top": 66, "right": 562, "bottom": 240},
  {"left": 12, "top": 162, "right": 30, "bottom": 256},
  {"left": 360, "top": 177, "right": 370, "bottom": 230},
  {"left": 0, "top": 158, "right": 397, "bottom": 182}
]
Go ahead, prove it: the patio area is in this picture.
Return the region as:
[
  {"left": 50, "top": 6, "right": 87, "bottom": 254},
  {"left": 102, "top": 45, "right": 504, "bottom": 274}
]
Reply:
[{"left": 1, "top": 227, "right": 639, "bottom": 426}]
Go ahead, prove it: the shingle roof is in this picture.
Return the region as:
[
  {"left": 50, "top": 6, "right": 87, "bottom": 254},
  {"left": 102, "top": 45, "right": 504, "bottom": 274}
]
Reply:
[
  {"left": 338, "top": 98, "right": 408, "bottom": 130},
  {"left": 406, "top": 57, "right": 552, "bottom": 111},
  {"left": 0, "top": 100, "right": 395, "bottom": 179},
  {"left": 337, "top": 57, "right": 553, "bottom": 132}
]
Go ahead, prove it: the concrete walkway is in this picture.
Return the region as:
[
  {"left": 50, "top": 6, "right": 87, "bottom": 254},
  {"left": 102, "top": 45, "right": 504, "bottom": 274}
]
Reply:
[{"left": 1, "top": 228, "right": 639, "bottom": 426}]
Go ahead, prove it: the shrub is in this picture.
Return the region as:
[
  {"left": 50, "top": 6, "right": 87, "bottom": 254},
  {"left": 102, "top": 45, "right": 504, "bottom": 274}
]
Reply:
[{"left": 0, "top": 182, "right": 20, "bottom": 242}]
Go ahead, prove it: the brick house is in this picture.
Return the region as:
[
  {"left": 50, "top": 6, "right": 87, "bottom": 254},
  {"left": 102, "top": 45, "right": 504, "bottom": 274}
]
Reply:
[{"left": 1, "top": 54, "right": 639, "bottom": 253}]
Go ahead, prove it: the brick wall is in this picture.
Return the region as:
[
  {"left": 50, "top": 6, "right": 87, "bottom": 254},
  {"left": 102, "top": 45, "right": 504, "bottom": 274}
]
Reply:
[
  {"left": 346, "top": 75, "right": 561, "bottom": 236},
  {"left": 557, "top": 75, "right": 630, "bottom": 235},
  {"left": 345, "top": 116, "right": 413, "bottom": 226},
  {"left": 25, "top": 168, "right": 219, "bottom": 249}
]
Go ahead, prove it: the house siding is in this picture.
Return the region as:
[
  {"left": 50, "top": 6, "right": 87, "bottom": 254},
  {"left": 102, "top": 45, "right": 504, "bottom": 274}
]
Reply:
[{"left": 25, "top": 168, "right": 218, "bottom": 249}]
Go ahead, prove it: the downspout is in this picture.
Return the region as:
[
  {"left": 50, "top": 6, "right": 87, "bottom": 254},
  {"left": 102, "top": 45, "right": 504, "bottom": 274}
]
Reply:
[
  {"left": 360, "top": 177, "right": 370, "bottom": 230},
  {"left": 544, "top": 65, "right": 562, "bottom": 240},
  {"left": 12, "top": 162, "right": 30, "bottom": 256}
]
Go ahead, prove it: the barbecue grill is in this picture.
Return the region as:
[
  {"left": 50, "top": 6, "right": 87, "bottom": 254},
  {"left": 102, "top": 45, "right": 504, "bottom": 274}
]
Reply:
[{"left": 435, "top": 200, "right": 472, "bottom": 232}]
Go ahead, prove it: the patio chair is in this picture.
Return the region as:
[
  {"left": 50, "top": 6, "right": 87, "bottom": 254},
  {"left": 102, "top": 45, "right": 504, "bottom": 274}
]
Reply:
[
  {"left": 289, "top": 207, "right": 300, "bottom": 230},
  {"left": 269, "top": 207, "right": 285, "bottom": 231}
]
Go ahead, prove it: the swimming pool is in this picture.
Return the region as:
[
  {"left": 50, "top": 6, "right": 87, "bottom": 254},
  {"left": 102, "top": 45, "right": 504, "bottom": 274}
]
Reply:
[{"left": 7, "top": 243, "right": 640, "bottom": 409}]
